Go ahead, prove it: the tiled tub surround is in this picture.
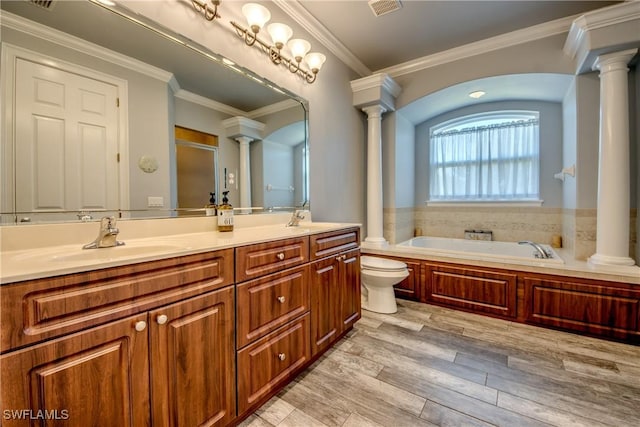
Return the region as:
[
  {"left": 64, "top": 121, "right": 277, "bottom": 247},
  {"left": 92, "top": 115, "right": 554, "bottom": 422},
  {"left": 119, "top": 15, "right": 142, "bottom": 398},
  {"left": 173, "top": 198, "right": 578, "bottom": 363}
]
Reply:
[{"left": 383, "top": 206, "right": 637, "bottom": 262}]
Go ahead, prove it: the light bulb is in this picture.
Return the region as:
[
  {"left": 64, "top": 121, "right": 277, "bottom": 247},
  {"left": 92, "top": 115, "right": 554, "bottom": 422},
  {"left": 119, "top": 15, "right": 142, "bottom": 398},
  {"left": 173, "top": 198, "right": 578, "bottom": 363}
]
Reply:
[
  {"left": 287, "top": 39, "right": 311, "bottom": 61},
  {"left": 242, "top": 3, "right": 271, "bottom": 33},
  {"left": 305, "top": 52, "right": 326, "bottom": 72},
  {"left": 267, "top": 23, "right": 293, "bottom": 50}
]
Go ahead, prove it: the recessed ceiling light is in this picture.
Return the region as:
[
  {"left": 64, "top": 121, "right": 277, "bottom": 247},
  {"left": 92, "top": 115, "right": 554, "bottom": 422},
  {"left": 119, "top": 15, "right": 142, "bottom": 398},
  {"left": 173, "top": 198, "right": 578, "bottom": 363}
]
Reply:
[{"left": 469, "top": 90, "right": 486, "bottom": 99}]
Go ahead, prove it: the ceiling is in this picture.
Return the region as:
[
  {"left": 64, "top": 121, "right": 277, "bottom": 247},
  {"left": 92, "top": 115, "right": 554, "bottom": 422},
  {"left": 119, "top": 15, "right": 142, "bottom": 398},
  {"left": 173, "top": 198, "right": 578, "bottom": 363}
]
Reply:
[{"left": 295, "top": 0, "right": 621, "bottom": 73}]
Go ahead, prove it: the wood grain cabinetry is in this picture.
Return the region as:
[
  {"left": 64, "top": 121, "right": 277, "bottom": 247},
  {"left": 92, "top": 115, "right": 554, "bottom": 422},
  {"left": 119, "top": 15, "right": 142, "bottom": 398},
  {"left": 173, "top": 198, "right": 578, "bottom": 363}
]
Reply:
[
  {"left": 237, "top": 314, "right": 310, "bottom": 415},
  {"left": 1, "top": 226, "right": 362, "bottom": 426},
  {"left": 523, "top": 275, "right": 640, "bottom": 342},
  {"left": 423, "top": 263, "right": 517, "bottom": 318},
  {"left": 149, "top": 288, "right": 235, "bottom": 427},
  {"left": 374, "top": 256, "right": 422, "bottom": 301},
  {"left": 235, "top": 237, "right": 312, "bottom": 417},
  {"left": 1, "top": 250, "right": 235, "bottom": 427},
  {"left": 309, "top": 228, "right": 361, "bottom": 357},
  {"left": 1, "top": 314, "right": 150, "bottom": 427}
]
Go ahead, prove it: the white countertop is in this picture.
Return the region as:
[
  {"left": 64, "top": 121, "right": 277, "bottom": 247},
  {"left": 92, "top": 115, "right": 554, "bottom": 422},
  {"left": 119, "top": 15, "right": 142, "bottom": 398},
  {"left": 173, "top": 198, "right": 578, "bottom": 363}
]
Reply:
[
  {"left": 1, "top": 221, "right": 359, "bottom": 284},
  {"left": 362, "top": 244, "right": 640, "bottom": 285}
]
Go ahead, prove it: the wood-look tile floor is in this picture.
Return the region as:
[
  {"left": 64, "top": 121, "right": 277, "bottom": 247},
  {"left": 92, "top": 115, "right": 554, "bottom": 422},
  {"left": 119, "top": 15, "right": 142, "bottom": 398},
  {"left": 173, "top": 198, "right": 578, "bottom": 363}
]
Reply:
[{"left": 240, "top": 300, "right": 640, "bottom": 427}]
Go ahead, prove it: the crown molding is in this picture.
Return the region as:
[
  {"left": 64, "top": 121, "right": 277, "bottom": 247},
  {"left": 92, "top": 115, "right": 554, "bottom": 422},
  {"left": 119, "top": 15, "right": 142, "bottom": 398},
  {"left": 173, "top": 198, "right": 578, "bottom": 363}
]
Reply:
[
  {"left": 174, "top": 90, "right": 245, "bottom": 117},
  {"left": 248, "top": 99, "right": 302, "bottom": 119},
  {"left": 273, "top": 0, "right": 371, "bottom": 77},
  {"left": 0, "top": 11, "right": 174, "bottom": 83},
  {"left": 564, "top": 1, "right": 640, "bottom": 59},
  {"left": 379, "top": 14, "right": 578, "bottom": 78},
  {"left": 350, "top": 73, "right": 401, "bottom": 97}
]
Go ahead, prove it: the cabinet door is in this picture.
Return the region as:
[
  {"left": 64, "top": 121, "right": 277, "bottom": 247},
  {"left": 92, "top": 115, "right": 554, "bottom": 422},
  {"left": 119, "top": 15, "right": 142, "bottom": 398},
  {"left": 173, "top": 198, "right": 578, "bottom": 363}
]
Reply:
[
  {"left": 338, "top": 249, "right": 361, "bottom": 333},
  {"left": 149, "top": 287, "right": 235, "bottom": 427},
  {"left": 393, "top": 259, "right": 422, "bottom": 301},
  {"left": 1, "top": 315, "right": 150, "bottom": 427},
  {"left": 310, "top": 256, "right": 340, "bottom": 357}
]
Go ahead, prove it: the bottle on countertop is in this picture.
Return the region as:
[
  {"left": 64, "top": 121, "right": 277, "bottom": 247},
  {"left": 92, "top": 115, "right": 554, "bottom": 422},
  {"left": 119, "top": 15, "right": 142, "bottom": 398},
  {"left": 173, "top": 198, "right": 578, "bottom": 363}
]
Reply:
[
  {"left": 217, "top": 191, "right": 234, "bottom": 232},
  {"left": 205, "top": 192, "right": 217, "bottom": 217}
]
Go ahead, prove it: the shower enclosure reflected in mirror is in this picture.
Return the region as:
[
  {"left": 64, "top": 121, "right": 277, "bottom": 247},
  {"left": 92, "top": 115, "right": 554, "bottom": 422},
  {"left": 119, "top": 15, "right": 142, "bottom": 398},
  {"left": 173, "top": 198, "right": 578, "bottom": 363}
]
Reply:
[{"left": 0, "top": 0, "right": 308, "bottom": 224}]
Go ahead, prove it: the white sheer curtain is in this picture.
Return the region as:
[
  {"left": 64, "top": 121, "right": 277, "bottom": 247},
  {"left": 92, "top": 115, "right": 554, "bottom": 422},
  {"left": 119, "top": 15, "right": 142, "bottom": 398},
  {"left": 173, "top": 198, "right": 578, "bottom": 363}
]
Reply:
[{"left": 429, "top": 119, "right": 539, "bottom": 201}]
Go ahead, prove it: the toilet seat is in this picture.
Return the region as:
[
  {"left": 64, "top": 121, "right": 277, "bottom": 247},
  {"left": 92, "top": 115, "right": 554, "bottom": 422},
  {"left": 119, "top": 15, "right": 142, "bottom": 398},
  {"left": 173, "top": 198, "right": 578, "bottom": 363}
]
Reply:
[{"left": 361, "top": 256, "right": 407, "bottom": 272}]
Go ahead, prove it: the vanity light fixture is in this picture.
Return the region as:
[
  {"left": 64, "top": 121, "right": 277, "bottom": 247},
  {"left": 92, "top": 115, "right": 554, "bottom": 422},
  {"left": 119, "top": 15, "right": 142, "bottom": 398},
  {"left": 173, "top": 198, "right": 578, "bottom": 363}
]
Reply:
[
  {"left": 230, "top": 3, "right": 326, "bottom": 83},
  {"left": 469, "top": 90, "right": 486, "bottom": 99},
  {"left": 192, "top": 0, "right": 221, "bottom": 21}
]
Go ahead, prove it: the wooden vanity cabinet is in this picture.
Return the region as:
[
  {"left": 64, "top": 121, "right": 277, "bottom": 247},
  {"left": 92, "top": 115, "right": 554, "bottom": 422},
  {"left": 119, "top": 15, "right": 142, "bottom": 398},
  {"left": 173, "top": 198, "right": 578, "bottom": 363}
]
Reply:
[
  {"left": 235, "top": 238, "right": 312, "bottom": 417},
  {"left": 0, "top": 250, "right": 235, "bottom": 427},
  {"left": 1, "top": 314, "right": 151, "bottom": 427},
  {"left": 309, "top": 228, "right": 361, "bottom": 357}
]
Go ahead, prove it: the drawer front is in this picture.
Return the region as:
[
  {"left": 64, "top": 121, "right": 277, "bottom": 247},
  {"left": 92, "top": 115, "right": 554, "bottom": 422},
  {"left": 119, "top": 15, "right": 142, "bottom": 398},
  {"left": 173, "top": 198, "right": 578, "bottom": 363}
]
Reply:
[
  {"left": 237, "top": 266, "right": 310, "bottom": 348},
  {"left": 237, "top": 314, "right": 310, "bottom": 415},
  {"left": 1, "top": 249, "right": 234, "bottom": 352},
  {"left": 424, "top": 264, "right": 517, "bottom": 318},
  {"left": 310, "top": 227, "right": 360, "bottom": 260},
  {"left": 236, "top": 237, "right": 309, "bottom": 282},
  {"left": 523, "top": 277, "right": 640, "bottom": 339}
]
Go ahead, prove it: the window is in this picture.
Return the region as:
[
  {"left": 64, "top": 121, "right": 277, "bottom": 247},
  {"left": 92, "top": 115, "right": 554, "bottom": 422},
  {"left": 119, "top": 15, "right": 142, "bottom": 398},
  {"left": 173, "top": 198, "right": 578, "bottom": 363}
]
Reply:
[{"left": 429, "top": 111, "right": 540, "bottom": 202}]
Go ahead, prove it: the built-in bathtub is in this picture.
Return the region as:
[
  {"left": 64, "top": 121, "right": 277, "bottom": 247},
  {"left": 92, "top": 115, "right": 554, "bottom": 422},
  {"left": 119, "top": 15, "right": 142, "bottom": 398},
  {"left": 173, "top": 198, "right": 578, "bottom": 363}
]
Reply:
[{"left": 397, "top": 236, "right": 564, "bottom": 266}]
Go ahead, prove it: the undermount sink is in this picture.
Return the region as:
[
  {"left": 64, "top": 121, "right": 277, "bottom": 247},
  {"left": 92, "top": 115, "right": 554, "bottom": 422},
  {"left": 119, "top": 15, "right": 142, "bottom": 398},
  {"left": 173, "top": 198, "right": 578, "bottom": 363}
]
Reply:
[
  {"left": 11, "top": 241, "right": 192, "bottom": 263},
  {"left": 51, "top": 243, "right": 190, "bottom": 262}
]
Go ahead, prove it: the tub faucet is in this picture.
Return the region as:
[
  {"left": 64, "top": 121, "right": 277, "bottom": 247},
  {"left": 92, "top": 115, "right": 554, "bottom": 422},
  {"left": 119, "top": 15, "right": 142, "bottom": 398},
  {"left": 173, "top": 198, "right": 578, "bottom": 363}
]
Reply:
[
  {"left": 83, "top": 216, "right": 125, "bottom": 249},
  {"left": 518, "top": 240, "right": 551, "bottom": 259},
  {"left": 286, "top": 210, "right": 305, "bottom": 227}
]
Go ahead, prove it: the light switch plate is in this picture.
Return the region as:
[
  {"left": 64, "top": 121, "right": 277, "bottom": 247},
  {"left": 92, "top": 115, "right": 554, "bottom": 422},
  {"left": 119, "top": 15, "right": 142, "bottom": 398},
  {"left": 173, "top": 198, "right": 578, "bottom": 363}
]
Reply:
[{"left": 147, "top": 196, "right": 164, "bottom": 207}]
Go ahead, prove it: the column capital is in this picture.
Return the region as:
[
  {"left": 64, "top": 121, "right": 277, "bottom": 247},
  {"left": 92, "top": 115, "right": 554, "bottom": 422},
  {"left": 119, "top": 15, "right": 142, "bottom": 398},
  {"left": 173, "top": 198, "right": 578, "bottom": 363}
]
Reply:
[
  {"left": 592, "top": 48, "right": 638, "bottom": 73},
  {"left": 235, "top": 136, "right": 254, "bottom": 145},
  {"left": 362, "top": 104, "right": 387, "bottom": 118},
  {"left": 222, "top": 116, "right": 265, "bottom": 141},
  {"left": 350, "top": 73, "right": 401, "bottom": 112}
]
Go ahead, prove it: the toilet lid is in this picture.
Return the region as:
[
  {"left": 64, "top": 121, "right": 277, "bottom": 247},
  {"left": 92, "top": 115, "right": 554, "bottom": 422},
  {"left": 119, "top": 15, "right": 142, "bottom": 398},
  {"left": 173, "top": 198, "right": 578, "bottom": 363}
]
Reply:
[{"left": 361, "top": 256, "right": 407, "bottom": 272}]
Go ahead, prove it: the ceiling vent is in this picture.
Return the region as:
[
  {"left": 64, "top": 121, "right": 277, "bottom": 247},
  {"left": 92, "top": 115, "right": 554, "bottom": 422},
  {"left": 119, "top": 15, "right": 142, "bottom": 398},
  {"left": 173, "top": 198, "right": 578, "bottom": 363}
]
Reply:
[
  {"left": 27, "top": 0, "right": 56, "bottom": 10},
  {"left": 368, "top": 0, "right": 402, "bottom": 17}
]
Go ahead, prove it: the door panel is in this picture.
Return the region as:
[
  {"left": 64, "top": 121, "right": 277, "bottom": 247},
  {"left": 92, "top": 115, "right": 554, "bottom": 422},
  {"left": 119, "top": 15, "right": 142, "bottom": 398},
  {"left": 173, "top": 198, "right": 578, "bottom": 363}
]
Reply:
[
  {"left": 150, "top": 287, "right": 235, "bottom": 427},
  {"left": 14, "top": 58, "right": 119, "bottom": 220}
]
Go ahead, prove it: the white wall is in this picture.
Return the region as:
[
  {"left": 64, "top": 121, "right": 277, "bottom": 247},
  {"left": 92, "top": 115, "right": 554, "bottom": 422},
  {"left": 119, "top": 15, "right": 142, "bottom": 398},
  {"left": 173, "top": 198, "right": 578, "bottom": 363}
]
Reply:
[{"left": 574, "top": 73, "right": 600, "bottom": 209}]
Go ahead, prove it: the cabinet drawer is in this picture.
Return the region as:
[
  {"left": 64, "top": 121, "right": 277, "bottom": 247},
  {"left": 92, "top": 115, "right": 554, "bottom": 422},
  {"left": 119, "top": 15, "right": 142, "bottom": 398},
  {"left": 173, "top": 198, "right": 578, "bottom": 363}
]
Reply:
[
  {"left": 424, "top": 263, "right": 517, "bottom": 318},
  {"left": 310, "top": 227, "right": 360, "bottom": 260},
  {"left": 237, "top": 266, "right": 310, "bottom": 348},
  {"left": 523, "top": 277, "right": 640, "bottom": 340},
  {"left": 1, "top": 249, "right": 234, "bottom": 352},
  {"left": 236, "top": 237, "right": 309, "bottom": 282},
  {"left": 237, "top": 314, "right": 310, "bottom": 415}
]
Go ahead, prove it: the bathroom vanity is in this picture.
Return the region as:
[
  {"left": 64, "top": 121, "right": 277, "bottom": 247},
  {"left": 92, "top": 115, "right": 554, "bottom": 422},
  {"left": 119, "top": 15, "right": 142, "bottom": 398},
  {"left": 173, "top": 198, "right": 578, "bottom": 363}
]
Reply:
[{"left": 0, "top": 222, "right": 360, "bottom": 426}]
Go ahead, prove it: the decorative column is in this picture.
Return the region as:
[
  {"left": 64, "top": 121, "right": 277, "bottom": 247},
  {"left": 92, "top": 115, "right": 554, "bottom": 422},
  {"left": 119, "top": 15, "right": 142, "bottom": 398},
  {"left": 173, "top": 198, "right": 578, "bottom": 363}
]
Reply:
[
  {"left": 589, "top": 48, "right": 637, "bottom": 266},
  {"left": 351, "top": 74, "right": 401, "bottom": 248},
  {"left": 236, "top": 136, "right": 253, "bottom": 211},
  {"left": 222, "top": 116, "right": 265, "bottom": 214},
  {"left": 362, "top": 105, "right": 387, "bottom": 246}
]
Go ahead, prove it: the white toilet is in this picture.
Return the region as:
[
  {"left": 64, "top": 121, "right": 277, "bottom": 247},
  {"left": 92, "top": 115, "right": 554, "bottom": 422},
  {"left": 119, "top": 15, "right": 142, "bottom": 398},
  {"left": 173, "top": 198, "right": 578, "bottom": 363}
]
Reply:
[{"left": 361, "top": 256, "right": 409, "bottom": 314}]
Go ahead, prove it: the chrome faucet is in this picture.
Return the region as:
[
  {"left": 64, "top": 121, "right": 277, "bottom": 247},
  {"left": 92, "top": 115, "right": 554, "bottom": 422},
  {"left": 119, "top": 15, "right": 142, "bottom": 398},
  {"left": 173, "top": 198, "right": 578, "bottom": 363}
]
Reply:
[
  {"left": 286, "top": 210, "right": 305, "bottom": 227},
  {"left": 83, "top": 216, "right": 125, "bottom": 249},
  {"left": 518, "top": 240, "right": 551, "bottom": 259}
]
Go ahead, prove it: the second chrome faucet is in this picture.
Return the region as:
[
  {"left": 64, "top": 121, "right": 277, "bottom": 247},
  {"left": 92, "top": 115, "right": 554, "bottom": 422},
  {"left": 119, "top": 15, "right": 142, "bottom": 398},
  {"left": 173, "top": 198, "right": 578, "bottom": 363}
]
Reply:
[{"left": 83, "top": 216, "right": 125, "bottom": 249}]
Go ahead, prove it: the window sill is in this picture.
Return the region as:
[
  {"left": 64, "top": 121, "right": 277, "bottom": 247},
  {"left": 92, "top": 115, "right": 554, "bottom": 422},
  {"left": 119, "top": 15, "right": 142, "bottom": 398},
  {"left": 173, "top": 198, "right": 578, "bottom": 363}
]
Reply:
[{"left": 425, "top": 200, "right": 544, "bottom": 208}]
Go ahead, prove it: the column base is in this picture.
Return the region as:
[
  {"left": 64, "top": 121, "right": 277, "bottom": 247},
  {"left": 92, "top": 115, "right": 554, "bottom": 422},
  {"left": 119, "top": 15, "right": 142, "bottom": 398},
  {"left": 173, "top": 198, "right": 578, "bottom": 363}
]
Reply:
[
  {"left": 588, "top": 253, "right": 636, "bottom": 266},
  {"left": 362, "top": 237, "right": 389, "bottom": 249}
]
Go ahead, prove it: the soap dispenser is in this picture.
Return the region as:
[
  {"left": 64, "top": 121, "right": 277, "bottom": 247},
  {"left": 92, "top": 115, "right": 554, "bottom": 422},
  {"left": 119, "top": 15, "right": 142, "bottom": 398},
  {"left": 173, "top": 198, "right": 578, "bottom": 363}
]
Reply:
[
  {"left": 205, "top": 192, "right": 217, "bottom": 217},
  {"left": 217, "top": 191, "right": 234, "bottom": 232}
]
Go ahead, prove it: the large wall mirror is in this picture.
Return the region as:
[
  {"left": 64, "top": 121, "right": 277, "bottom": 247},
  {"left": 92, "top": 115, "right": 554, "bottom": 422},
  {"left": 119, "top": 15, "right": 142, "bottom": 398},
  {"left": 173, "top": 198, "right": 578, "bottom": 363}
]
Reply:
[{"left": 0, "top": 0, "right": 308, "bottom": 224}]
